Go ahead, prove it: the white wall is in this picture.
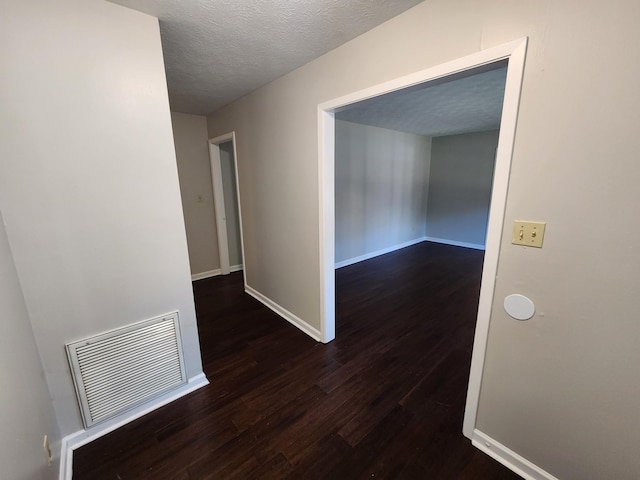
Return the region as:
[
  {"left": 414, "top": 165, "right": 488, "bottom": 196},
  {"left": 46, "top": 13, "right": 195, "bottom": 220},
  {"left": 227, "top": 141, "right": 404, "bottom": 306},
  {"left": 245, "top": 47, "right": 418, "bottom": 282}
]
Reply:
[
  {"left": 0, "top": 210, "right": 60, "bottom": 479},
  {"left": 207, "top": 0, "right": 640, "bottom": 477},
  {"left": 171, "top": 112, "right": 221, "bottom": 276},
  {"left": 0, "top": 0, "right": 203, "bottom": 438},
  {"left": 426, "top": 130, "right": 498, "bottom": 247},
  {"left": 335, "top": 120, "right": 431, "bottom": 264}
]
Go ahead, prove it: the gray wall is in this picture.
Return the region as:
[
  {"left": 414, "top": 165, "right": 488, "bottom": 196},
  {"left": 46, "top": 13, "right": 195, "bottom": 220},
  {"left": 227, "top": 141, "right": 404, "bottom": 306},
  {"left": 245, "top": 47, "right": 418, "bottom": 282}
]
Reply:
[
  {"left": 0, "top": 210, "right": 59, "bottom": 478},
  {"left": 335, "top": 124, "right": 497, "bottom": 262},
  {"left": 0, "top": 0, "right": 203, "bottom": 437},
  {"left": 220, "top": 141, "right": 243, "bottom": 268},
  {"left": 207, "top": 0, "right": 640, "bottom": 477},
  {"left": 335, "top": 120, "right": 430, "bottom": 264},
  {"left": 171, "top": 112, "right": 221, "bottom": 276},
  {"left": 426, "top": 130, "right": 498, "bottom": 247}
]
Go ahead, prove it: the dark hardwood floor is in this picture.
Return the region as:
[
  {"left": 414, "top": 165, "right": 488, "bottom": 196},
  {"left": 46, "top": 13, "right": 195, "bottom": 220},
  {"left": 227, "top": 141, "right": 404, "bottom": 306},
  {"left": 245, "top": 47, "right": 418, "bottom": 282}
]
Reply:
[{"left": 73, "top": 242, "right": 521, "bottom": 479}]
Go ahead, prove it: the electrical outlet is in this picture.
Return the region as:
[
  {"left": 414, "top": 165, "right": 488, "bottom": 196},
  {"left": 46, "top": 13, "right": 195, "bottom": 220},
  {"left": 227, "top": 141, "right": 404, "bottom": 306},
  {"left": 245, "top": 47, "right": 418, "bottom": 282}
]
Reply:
[{"left": 43, "top": 435, "right": 52, "bottom": 467}]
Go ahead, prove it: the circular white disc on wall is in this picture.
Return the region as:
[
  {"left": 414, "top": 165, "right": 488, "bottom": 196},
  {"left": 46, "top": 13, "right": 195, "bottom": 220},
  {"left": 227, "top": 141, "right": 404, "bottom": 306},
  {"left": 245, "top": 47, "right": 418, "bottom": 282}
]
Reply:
[{"left": 504, "top": 294, "right": 535, "bottom": 321}]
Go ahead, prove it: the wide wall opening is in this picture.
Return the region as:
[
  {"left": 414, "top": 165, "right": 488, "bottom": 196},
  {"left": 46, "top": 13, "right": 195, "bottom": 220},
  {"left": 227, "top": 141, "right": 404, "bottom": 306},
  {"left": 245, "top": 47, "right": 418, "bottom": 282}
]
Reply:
[{"left": 318, "top": 38, "right": 528, "bottom": 439}]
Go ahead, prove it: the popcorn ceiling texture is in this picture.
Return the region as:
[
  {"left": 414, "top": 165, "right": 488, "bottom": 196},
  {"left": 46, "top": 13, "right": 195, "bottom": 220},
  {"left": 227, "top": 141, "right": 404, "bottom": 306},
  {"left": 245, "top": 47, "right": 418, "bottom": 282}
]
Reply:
[
  {"left": 336, "top": 67, "right": 507, "bottom": 137},
  {"left": 109, "top": 0, "right": 423, "bottom": 114}
]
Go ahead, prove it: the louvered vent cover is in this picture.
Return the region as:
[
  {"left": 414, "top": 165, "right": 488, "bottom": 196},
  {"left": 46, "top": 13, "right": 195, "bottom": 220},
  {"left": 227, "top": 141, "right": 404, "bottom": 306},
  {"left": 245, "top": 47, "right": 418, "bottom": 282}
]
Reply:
[{"left": 66, "top": 312, "right": 187, "bottom": 428}]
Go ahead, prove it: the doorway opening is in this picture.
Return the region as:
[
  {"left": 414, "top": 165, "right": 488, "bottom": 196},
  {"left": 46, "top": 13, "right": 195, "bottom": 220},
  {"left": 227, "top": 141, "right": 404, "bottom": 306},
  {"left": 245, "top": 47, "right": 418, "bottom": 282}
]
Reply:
[
  {"left": 318, "top": 39, "right": 528, "bottom": 439},
  {"left": 208, "top": 132, "right": 245, "bottom": 275}
]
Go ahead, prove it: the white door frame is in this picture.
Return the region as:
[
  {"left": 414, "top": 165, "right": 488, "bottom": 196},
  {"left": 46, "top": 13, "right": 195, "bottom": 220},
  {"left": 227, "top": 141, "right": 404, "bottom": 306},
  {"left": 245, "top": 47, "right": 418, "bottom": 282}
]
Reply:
[
  {"left": 317, "top": 38, "right": 528, "bottom": 439},
  {"left": 208, "top": 132, "right": 246, "bottom": 275}
]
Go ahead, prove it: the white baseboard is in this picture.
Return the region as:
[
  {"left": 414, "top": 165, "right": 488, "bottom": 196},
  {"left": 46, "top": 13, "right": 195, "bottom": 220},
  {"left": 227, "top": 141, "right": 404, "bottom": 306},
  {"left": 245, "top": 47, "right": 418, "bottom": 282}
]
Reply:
[
  {"left": 335, "top": 237, "right": 428, "bottom": 269},
  {"left": 191, "top": 269, "right": 221, "bottom": 281},
  {"left": 59, "top": 373, "right": 209, "bottom": 480},
  {"left": 245, "top": 285, "right": 321, "bottom": 341},
  {"left": 191, "top": 265, "right": 242, "bottom": 281},
  {"left": 472, "top": 430, "right": 559, "bottom": 480},
  {"left": 424, "top": 236, "right": 485, "bottom": 251}
]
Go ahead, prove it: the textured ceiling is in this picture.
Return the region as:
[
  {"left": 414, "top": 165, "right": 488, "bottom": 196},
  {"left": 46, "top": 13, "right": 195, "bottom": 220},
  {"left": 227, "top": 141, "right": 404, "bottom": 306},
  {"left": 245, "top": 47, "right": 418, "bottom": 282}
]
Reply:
[
  {"left": 108, "top": 0, "right": 424, "bottom": 115},
  {"left": 336, "top": 65, "right": 508, "bottom": 138}
]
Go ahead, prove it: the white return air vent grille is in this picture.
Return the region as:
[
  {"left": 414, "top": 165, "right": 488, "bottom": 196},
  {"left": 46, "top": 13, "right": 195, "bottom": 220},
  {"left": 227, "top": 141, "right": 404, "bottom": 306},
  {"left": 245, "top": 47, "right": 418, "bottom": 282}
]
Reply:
[{"left": 66, "top": 312, "right": 187, "bottom": 428}]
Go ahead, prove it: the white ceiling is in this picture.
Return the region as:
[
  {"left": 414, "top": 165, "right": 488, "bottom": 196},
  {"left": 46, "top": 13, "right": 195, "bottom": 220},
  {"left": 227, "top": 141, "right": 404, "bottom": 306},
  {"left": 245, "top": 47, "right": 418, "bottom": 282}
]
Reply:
[
  {"left": 108, "top": 0, "right": 424, "bottom": 115},
  {"left": 336, "top": 65, "right": 508, "bottom": 138}
]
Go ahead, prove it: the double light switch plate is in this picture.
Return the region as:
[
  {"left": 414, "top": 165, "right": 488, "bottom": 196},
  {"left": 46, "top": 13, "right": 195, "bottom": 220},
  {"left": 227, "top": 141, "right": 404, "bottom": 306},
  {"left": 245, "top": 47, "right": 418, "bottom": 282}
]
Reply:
[{"left": 512, "top": 220, "right": 546, "bottom": 248}]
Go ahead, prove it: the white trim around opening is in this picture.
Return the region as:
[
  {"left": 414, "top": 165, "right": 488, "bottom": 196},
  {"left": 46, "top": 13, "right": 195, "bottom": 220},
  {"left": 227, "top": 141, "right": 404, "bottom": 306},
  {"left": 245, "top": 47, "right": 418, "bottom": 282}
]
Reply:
[
  {"left": 208, "top": 132, "right": 246, "bottom": 280},
  {"left": 317, "top": 37, "right": 528, "bottom": 441}
]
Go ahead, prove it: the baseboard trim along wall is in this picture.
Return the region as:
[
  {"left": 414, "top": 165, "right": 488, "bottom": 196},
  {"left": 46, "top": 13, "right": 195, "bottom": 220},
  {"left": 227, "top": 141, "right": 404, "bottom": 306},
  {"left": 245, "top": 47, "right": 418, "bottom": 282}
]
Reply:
[
  {"left": 472, "top": 430, "right": 559, "bottom": 480},
  {"left": 245, "top": 285, "right": 322, "bottom": 341},
  {"left": 335, "top": 237, "right": 427, "bottom": 269},
  {"left": 58, "top": 373, "right": 209, "bottom": 480},
  {"left": 424, "top": 236, "right": 485, "bottom": 251},
  {"left": 191, "top": 264, "right": 243, "bottom": 281},
  {"left": 191, "top": 269, "right": 221, "bottom": 281},
  {"left": 335, "top": 236, "right": 485, "bottom": 269}
]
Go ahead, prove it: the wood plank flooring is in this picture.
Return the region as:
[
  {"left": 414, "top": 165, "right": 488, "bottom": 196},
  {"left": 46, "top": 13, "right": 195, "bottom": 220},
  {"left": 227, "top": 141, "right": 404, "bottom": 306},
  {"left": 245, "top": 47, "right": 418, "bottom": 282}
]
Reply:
[{"left": 73, "top": 242, "right": 521, "bottom": 479}]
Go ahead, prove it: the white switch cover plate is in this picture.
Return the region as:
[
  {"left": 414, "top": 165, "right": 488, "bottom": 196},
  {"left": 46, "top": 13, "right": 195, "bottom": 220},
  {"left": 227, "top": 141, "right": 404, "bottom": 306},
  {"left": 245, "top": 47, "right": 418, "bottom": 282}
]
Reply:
[{"left": 512, "top": 220, "right": 545, "bottom": 247}]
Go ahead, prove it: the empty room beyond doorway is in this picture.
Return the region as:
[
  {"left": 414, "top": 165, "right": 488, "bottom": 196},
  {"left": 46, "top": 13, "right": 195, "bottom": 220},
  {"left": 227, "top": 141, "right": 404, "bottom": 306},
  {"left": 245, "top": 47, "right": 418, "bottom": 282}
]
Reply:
[{"left": 318, "top": 39, "right": 528, "bottom": 444}]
